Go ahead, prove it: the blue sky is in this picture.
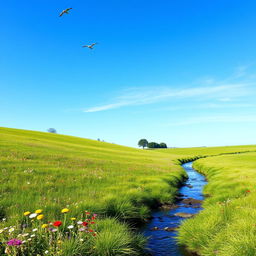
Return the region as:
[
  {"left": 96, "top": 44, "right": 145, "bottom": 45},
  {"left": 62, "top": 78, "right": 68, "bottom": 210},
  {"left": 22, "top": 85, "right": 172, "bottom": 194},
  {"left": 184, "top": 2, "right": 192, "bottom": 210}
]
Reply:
[{"left": 1, "top": 0, "right": 256, "bottom": 147}]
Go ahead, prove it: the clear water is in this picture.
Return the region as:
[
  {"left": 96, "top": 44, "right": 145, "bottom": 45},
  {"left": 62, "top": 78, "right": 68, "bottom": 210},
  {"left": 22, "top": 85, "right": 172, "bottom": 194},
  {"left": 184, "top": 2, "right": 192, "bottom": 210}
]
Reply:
[{"left": 141, "top": 162, "right": 207, "bottom": 256}]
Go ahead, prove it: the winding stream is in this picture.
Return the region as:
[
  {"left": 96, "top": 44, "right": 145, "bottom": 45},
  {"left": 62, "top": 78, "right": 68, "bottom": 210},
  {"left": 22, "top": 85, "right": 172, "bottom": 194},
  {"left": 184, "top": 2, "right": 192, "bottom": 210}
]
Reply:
[{"left": 141, "top": 161, "right": 207, "bottom": 256}]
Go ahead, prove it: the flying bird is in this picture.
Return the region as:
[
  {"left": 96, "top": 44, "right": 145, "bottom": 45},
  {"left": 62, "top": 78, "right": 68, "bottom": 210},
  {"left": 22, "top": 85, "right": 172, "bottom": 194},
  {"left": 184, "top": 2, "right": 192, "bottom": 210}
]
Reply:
[
  {"left": 82, "top": 43, "right": 98, "bottom": 49},
  {"left": 59, "top": 8, "right": 72, "bottom": 17}
]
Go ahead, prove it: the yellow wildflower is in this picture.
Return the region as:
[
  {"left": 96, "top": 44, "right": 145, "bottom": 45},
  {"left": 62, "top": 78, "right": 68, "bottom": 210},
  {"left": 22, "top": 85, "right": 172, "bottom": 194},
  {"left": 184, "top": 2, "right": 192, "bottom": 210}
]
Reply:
[
  {"left": 41, "top": 224, "right": 48, "bottom": 229},
  {"left": 24, "top": 211, "right": 31, "bottom": 216},
  {"left": 70, "top": 217, "right": 76, "bottom": 221},
  {"left": 61, "top": 208, "right": 69, "bottom": 213},
  {"left": 35, "top": 209, "right": 43, "bottom": 214},
  {"left": 37, "top": 214, "right": 44, "bottom": 220}
]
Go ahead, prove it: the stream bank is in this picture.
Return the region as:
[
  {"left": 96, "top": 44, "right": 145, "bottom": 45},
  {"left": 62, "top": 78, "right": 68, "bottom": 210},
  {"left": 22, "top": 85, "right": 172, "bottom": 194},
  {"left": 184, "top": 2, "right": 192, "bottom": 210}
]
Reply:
[{"left": 141, "top": 161, "right": 207, "bottom": 256}]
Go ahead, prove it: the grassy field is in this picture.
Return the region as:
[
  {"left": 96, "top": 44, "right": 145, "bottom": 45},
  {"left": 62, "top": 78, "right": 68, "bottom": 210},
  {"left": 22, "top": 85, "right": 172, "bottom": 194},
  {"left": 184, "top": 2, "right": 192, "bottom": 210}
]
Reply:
[
  {"left": 0, "top": 127, "right": 188, "bottom": 255},
  {"left": 1, "top": 127, "right": 256, "bottom": 255},
  {"left": 178, "top": 152, "right": 256, "bottom": 256}
]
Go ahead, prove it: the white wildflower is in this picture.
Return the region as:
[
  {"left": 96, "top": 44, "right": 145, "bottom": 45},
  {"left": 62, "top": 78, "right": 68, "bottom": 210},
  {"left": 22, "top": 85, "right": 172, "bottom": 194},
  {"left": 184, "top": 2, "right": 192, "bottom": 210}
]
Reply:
[{"left": 29, "top": 213, "right": 37, "bottom": 219}]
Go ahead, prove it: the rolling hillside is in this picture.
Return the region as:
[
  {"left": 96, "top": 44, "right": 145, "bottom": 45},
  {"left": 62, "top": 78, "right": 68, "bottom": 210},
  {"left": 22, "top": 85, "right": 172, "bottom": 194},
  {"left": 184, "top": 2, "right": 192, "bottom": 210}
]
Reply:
[{"left": 1, "top": 127, "right": 256, "bottom": 255}]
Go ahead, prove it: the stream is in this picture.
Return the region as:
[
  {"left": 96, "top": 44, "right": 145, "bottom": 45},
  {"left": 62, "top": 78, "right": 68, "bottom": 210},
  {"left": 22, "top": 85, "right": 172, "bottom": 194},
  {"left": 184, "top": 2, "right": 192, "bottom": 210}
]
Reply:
[{"left": 141, "top": 161, "right": 207, "bottom": 256}]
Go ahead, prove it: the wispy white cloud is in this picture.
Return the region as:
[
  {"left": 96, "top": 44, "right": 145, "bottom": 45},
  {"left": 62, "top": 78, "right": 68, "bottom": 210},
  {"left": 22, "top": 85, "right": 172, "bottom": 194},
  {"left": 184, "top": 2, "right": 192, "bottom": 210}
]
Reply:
[
  {"left": 83, "top": 66, "right": 256, "bottom": 113},
  {"left": 164, "top": 114, "right": 256, "bottom": 127},
  {"left": 84, "top": 82, "right": 251, "bottom": 112}
]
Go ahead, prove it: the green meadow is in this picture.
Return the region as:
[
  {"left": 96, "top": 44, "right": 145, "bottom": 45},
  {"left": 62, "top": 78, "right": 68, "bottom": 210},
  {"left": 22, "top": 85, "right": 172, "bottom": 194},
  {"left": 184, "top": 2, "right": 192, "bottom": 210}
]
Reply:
[
  {"left": 1, "top": 127, "right": 256, "bottom": 255},
  {"left": 178, "top": 152, "right": 256, "bottom": 256}
]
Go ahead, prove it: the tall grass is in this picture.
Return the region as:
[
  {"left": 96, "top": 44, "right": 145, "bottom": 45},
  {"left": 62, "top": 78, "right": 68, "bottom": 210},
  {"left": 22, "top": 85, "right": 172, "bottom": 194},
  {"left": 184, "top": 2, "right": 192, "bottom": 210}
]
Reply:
[
  {"left": 178, "top": 152, "right": 256, "bottom": 256},
  {"left": 0, "top": 127, "right": 187, "bottom": 255},
  {"left": 1, "top": 127, "right": 256, "bottom": 255}
]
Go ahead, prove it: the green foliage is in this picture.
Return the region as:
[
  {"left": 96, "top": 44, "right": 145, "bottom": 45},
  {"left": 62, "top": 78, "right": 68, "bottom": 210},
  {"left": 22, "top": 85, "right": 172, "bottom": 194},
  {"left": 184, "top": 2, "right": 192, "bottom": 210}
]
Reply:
[
  {"left": 148, "top": 142, "right": 167, "bottom": 148},
  {"left": 138, "top": 139, "right": 148, "bottom": 149},
  {"left": 47, "top": 128, "right": 57, "bottom": 133},
  {"left": 148, "top": 142, "right": 160, "bottom": 148},
  {"left": 178, "top": 152, "right": 256, "bottom": 256},
  {"left": 159, "top": 142, "right": 167, "bottom": 148}
]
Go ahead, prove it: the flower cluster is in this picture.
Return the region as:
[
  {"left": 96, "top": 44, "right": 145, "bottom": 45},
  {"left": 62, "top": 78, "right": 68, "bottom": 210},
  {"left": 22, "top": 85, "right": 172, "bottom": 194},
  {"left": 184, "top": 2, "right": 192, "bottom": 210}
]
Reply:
[{"left": 0, "top": 208, "right": 97, "bottom": 255}]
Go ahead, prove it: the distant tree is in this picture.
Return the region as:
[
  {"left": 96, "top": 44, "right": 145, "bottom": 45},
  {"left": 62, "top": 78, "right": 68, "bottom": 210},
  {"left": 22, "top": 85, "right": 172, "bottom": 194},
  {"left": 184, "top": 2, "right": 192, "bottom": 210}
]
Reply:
[
  {"left": 159, "top": 142, "right": 167, "bottom": 148},
  {"left": 47, "top": 128, "right": 57, "bottom": 134},
  {"left": 138, "top": 139, "right": 148, "bottom": 149},
  {"left": 148, "top": 142, "right": 160, "bottom": 149},
  {"left": 97, "top": 138, "right": 101, "bottom": 141}
]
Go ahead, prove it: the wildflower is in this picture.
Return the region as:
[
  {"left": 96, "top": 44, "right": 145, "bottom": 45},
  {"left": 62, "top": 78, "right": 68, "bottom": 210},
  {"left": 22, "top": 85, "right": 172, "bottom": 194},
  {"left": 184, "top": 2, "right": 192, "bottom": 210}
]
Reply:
[
  {"left": 22, "top": 233, "right": 29, "bottom": 237},
  {"left": 80, "top": 238, "right": 84, "bottom": 242},
  {"left": 7, "top": 239, "right": 22, "bottom": 246},
  {"left": 51, "top": 228, "right": 58, "bottom": 232},
  {"left": 2, "top": 218, "right": 6, "bottom": 221},
  {"left": 27, "top": 238, "right": 32, "bottom": 241},
  {"left": 85, "top": 211, "right": 90, "bottom": 215},
  {"left": 30, "top": 234, "right": 36, "bottom": 238},
  {"left": 32, "top": 228, "right": 38, "bottom": 232},
  {"left": 77, "top": 221, "right": 83, "bottom": 225},
  {"left": 41, "top": 224, "right": 48, "bottom": 229},
  {"left": 90, "top": 221, "right": 95, "bottom": 224},
  {"left": 45, "top": 251, "right": 49, "bottom": 254},
  {"left": 37, "top": 214, "right": 44, "bottom": 220},
  {"left": 70, "top": 217, "right": 76, "bottom": 221},
  {"left": 89, "top": 229, "right": 94, "bottom": 232},
  {"left": 5, "top": 247, "right": 11, "bottom": 254},
  {"left": 29, "top": 213, "right": 37, "bottom": 219},
  {"left": 9, "top": 228, "right": 15, "bottom": 233},
  {"left": 67, "top": 225, "right": 74, "bottom": 229},
  {"left": 78, "top": 228, "right": 85, "bottom": 232},
  {"left": 61, "top": 208, "right": 69, "bottom": 213},
  {"left": 24, "top": 211, "right": 31, "bottom": 216},
  {"left": 0, "top": 229, "right": 3, "bottom": 234},
  {"left": 82, "top": 222, "right": 88, "bottom": 227},
  {"left": 53, "top": 221, "right": 62, "bottom": 227},
  {"left": 246, "top": 190, "right": 251, "bottom": 193},
  {"left": 35, "top": 209, "right": 43, "bottom": 214}
]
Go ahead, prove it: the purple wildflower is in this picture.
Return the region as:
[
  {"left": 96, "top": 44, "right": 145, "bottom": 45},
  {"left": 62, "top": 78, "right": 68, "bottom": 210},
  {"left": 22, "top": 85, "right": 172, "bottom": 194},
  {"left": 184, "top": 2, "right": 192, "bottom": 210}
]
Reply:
[{"left": 7, "top": 239, "right": 22, "bottom": 246}]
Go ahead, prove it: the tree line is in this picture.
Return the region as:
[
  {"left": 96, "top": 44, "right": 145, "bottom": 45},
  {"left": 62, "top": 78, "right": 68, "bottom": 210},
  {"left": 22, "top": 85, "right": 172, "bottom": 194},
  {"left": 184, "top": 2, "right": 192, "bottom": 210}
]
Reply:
[{"left": 138, "top": 139, "right": 167, "bottom": 149}]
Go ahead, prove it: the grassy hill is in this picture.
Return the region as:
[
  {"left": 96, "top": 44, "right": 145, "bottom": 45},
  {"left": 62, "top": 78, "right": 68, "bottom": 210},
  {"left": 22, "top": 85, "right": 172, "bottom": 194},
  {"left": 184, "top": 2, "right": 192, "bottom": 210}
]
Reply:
[
  {"left": 178, "top": 152, "right": 256, "bottom": 256},
  {"left": 0, "top": 127, "right": 186, "bottom": 221},
  {"left": 1, "top": 127, "right": 256, "bottom": 255},
  {"left": 0, "top": 127, "right": 187, "bottom": 255}
]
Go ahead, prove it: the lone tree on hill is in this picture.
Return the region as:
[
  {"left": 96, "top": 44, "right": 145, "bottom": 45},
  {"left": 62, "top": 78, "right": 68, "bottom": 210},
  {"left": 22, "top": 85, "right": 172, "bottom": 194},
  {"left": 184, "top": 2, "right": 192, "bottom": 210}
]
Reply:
[
  {"left": 138, "top": 139, "right": 148, "bottom": 149},
  {"left": 47, "top": 128, "right": 57, "bottom": 134}
]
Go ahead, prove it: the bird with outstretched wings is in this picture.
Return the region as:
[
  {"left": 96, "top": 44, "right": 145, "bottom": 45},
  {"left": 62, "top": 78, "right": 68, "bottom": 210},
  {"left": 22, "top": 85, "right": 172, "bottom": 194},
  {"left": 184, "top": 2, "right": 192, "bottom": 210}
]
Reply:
[
  {"left": 59, "top": 8, "right": 73, "bottom": 17},
  {"left": 82, "top": 43, "right": 98, "bottom": 49}
]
